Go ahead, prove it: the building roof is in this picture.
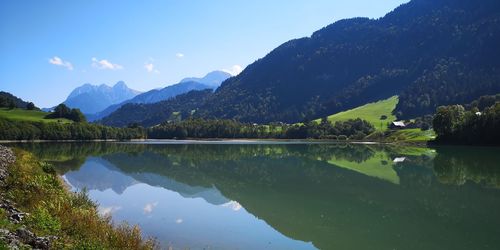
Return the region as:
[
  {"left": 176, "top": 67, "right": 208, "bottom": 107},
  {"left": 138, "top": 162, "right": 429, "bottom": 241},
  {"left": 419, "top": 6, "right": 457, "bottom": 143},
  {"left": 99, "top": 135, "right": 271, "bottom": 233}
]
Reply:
[
  {"left": 393, "top": 157, "right": 406, "bottom": 163},
  {"left": 392, "top": 121, "right": 406, "bottom": 127}
]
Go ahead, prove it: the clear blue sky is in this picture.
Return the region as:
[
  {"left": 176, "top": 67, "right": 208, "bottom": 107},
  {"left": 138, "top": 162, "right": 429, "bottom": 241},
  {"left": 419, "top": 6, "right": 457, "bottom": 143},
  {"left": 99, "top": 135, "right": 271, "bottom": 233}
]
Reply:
[{"left": 0, "top": 0, "right": 408, "bottom": 107}]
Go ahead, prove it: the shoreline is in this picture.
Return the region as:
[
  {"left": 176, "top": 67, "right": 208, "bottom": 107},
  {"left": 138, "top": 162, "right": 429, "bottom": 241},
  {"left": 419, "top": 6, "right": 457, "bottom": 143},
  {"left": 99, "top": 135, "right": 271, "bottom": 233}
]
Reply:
[
  {"left": 0, "top": 139, "right": 147, "bottom": 143},
  {"left": 0, "top": 138, "right": 430, "bottom": 146}
]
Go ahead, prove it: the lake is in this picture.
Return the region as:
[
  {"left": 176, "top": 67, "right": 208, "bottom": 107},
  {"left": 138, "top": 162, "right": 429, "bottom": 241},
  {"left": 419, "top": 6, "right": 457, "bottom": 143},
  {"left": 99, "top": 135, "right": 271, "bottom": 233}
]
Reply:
[{"left": 9, "top": 142, "right": 500, "bottom": 250}]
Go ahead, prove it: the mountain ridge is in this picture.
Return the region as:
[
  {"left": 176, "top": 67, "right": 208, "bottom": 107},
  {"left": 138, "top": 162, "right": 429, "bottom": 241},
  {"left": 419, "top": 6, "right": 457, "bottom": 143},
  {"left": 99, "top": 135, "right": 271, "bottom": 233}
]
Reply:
[
  {"left": 60, "top": 81, "right": 141, "bottom": 114},
  {"left": 89, "top": 71, "right": 230, "bottom": 121},
  {"left": 194, "top": 0, "right": 500, "bottom": 122},
  {"left": 181, "top": 70, "right": 233, "bottom": 87}
]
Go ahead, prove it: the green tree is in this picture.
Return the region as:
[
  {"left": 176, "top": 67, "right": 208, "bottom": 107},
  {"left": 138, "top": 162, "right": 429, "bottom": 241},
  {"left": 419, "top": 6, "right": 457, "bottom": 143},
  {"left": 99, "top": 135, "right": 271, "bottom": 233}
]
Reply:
[
  {"left": 433, "top": 105, "right": 465, "bottom": 138},
  {"left": 8, "top": 99, "right": 16, "bottom": 109},
  {"left": 69, "top": 109, "right": 86, "bottom": 123},
  {"left": 26, "top": 102, "right": 36, "bottom": 110},
  {"left": 53, "top": 104, "right": 71, "bottom": 118}
]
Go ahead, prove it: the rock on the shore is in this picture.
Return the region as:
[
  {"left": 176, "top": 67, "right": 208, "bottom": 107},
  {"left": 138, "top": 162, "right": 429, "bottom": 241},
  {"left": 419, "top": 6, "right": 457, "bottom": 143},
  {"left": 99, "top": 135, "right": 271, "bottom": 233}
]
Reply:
[
  {"left": 0, "top": 227, "right": 51, "bottom": 250},
  {"left": 0, "top": 145, "right": 16, "bottom": 185}
]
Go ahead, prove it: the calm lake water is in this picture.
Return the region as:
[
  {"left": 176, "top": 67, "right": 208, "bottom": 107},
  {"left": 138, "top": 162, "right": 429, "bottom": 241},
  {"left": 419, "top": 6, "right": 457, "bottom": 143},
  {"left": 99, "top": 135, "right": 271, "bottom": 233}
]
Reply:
[{"left": 10, "top": 142, "right": 500, "bottom": 250}]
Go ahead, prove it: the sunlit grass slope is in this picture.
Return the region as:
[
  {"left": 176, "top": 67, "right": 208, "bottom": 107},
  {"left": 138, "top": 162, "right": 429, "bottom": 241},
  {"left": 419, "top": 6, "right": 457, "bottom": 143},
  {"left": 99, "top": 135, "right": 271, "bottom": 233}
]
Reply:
[
  {"left": 316, "top": 96, "right": 399, "bottom": 131},
  {"left": 0, "top": 108, "right": 72, "bottom": 123}
]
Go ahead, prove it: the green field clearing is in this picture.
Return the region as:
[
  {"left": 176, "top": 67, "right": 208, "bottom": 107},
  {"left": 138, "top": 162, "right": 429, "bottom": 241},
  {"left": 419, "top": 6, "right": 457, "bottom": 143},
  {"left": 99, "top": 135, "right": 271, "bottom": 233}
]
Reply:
[
  {"left": 0, "top": 108, "right": 72, "bottom": 123},
  {"left": 315, "top": 96, "right": 399, "bottom": 131}
]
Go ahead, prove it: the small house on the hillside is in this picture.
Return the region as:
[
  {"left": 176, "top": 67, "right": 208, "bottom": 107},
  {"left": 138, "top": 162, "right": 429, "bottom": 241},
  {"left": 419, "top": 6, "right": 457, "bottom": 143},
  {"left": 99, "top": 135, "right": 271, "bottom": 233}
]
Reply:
[
  {"left": 390, "top": 121, "right": 406, "bottom": 129},
  {"left": 393, "top": 157, "right": 406, "bottom": 163}
]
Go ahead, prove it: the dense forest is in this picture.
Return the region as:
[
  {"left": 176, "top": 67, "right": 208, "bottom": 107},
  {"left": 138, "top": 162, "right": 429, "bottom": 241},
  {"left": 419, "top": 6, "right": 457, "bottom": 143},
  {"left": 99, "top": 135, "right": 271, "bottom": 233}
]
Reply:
[
  {"left": 148, "top": 118, "right": 374, "bottom": 140},
  {"left": 433, "top": 95, "right": 500, "bottom": 145},
  {"left": 100, "top": 89, "right": 212, "bottom": 127}
]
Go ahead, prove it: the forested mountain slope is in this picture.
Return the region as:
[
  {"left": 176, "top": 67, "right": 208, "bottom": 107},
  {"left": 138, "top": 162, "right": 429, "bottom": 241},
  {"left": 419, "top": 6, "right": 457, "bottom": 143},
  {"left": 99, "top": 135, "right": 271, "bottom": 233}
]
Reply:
[
  {"left": 102, "top": 0, "right": 500, "bottom": 126},
  {"left": 196, "top": 0, "right": 500, "bottom": 122},
  {"left": 100, "top": 89, "right": 213, "bottom": 127}
]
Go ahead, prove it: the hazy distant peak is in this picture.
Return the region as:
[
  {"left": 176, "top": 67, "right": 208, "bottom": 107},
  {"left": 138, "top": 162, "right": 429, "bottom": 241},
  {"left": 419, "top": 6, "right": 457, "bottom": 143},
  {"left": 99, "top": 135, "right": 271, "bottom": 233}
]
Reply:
[
  {"left": 205, "top": 70, "right": 232, "bottom": 78},
  {"left": 180, "top": 70, "right": 231, "bottom": 87},
  {"left": 63, "top": 81, "right": 142, "bottom": 114},
  {"left": 113, "top": 81, "right": 127, "bottom": 89}
]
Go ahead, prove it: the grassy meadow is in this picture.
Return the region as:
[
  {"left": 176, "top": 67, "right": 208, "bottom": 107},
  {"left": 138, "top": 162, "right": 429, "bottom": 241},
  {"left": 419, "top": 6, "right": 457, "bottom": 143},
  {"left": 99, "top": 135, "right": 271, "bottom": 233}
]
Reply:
[
  {"left": 0, "top": 108, "right": 72, "bottom": 123},
  {"left": 315, "top": 96, "right": 399, "bottom": 131}
]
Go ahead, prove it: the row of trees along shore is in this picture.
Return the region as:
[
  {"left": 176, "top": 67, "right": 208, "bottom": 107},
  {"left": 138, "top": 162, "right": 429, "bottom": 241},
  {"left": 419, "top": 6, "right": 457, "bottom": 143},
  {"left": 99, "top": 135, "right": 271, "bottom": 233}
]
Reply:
[
  {"left": 0, "top": 119, "right": 145, "bottom": 140},
  {"left": 0, "top": 116, "right": 374, "bottom": 141},
  {"left": 147, "top": 118, "right": 375, "bottom": 140}
]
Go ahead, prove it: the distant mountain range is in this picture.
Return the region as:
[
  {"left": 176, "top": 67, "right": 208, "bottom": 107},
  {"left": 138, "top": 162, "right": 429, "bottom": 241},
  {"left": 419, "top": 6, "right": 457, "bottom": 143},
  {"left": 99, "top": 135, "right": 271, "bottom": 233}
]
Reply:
[
  {"left": 57, "top": 81, "right": 141, "bottom": 114},
  {"left": 88, "top": 70, "right": 230, "bottom": 121},
  {"left": 100, "top": 0, "right": 500, "bottom": 126}
]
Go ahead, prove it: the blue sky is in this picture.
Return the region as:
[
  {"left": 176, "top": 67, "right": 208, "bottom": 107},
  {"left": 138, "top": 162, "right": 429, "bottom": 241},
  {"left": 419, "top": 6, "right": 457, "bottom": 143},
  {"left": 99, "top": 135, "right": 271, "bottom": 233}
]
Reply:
[{"left": 0, "top": 0, "right": 408, "bottom": 107}]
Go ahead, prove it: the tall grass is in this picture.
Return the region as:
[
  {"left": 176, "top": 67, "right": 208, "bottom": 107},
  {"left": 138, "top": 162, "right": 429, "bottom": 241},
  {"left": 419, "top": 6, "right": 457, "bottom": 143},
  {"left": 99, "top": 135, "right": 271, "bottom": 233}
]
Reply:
[{"left": 1, "top": 149, "right": 158, "bottom": 249}]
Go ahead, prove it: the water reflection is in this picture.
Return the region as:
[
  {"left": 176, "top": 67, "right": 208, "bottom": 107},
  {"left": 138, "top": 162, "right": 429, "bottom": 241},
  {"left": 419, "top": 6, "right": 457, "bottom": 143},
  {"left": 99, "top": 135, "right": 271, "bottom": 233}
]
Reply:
[{"left": 11, "top": 142, "right": 500, "bottom": 250}]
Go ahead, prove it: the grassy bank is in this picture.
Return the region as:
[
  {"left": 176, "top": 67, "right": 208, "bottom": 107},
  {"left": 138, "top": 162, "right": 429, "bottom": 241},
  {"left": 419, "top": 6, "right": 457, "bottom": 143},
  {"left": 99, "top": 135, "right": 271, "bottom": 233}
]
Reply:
[
  {"left": 365, "top": 128, "right": 436, "bottom": 145},
  {"left": 0, "top": 148, "right": 157, "bottom": 249},
  {"left": 385, "top": 128, "right": 436, "bottom": 143}
]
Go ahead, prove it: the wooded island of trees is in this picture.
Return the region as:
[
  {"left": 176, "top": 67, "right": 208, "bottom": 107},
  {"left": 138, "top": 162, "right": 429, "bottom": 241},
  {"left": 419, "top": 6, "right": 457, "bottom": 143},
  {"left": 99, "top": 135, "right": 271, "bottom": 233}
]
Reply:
[{"left": 433, "top": 95, "right": 500, "bottom": 145}]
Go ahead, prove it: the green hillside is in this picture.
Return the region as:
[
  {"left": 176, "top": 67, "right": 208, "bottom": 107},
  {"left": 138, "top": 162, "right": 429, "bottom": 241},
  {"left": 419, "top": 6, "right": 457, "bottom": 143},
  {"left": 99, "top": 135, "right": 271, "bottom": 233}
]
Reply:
[
  {"left": 0, "top": 108, "right": 72, "bottom": 123},
  {"left": 316, "top": 96, "right": 398, "bottom": 131}
]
